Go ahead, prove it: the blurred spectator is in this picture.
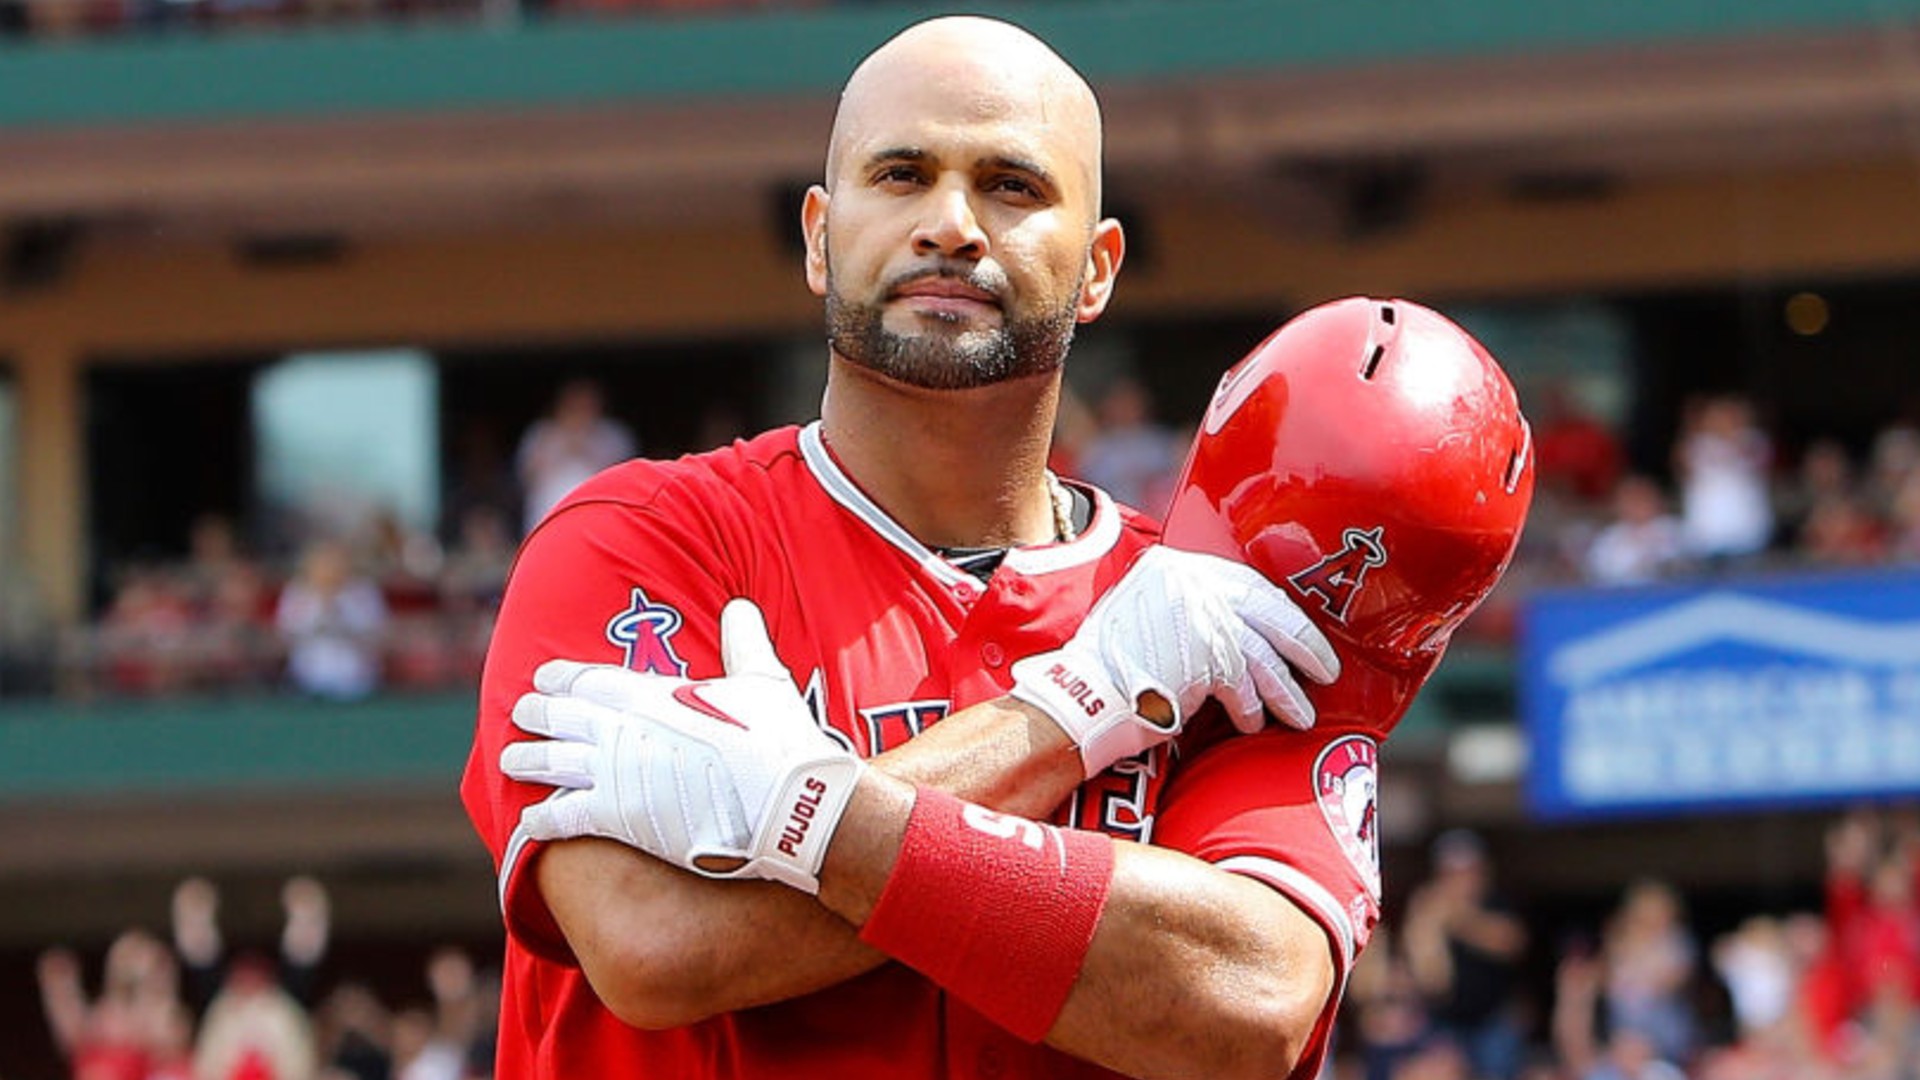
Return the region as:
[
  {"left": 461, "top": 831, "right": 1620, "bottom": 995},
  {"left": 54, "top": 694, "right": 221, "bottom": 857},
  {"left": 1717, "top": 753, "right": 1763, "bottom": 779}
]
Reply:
[
  {"left": 173, "top": 877, "right": 226, "bottom": 1019},
  {"left": 1866, "top": 423, "right": 1920, "bottom": 518},
  {"left": 460, "top": 971, "right": 498, "bottom": 1080},
  {"left": 313, "top": 984, "right": 392, "bottom": 1080},
  {"left": 1582, "top": 476, "right": 1688, "bottom": 587},
  {"left": 1775, "top": 440, "right": 1855, "bottom": 547},
  {"left": 356, "top": 509, "right": 444, "bottom": 607},
  {"left": 515, "top": 379, "right": 637, "bottom": 534},
  {"left": 278, "top": 877, "right": 332, "bottom": 1009},
  {"left": 441, "top": 418, "right": 518, "bottom": 557},
  {"left": 395, "top": 948, "right": 485, "bottom": 1080},
  {"left": 437, "top": 507, "right": 513, "bottom": 617},
  {"left": 195, "top": 562, "right": 281, "bottom": 693},
  {"left": 173, "top": 875, "right": 334, "bottom": 1080},
  {"left": 177, "top": 515, "right": 252, "bottom": 610},
  {"left": 1534, "top": 381, "right": 1624, "bottom": 505},
  {"left": 96, "top": 566, "right": 198, "bottom": 696},
  {"left": 360, "top": 507, "right": 457, "bottom": 690},
  {"left": 1712, "top": 917, "right": 1797, "bottom": 1047},
  {"left": 1402, "top": 829, "right": 1530, "bottom": 1080},
  {"left": 388, "top": 1008, "right": 451, "bottom": 1080},
  {"left": 1597, "top": 879, "right": 1699, "bottom": 1065},
  {"left": 174, "top": 876, "right": 331, "bottom": 1018},
  {"left": 1822, "top": 810, "right": 1920, "bottom": 1040},
  {"left": 1344, "top": 926, "right": 1436, "bottom": 1080},
  {"left": 275, "top": 541, "right": 388, "bottom": 700},
  {"left": 433, "top": 505, "right": 515, "bottom": 683},
  {"left": 38, "top": 929, "right": 192, "bottom": 1080},
  {"left": 1891, "top": 471, "right": 1920, "bottom": 563},
  {"left": 1581, "top": 1029, "right": 1687, "bottom": 1080},
  {"left": 1696, "top": 914, "right": 1832, "bottom": 1080},
  {"left": 1797, "top": 494, "right": 1888, "bottom": 566},
  {"left": 1390, "top": 1037, "right": 1472, "bottom": 1080},
  {"left": 1673, "top": 395, "right": 1774, "bottom": 568},
  {"left": 1553, "top": 935, "right": 1607, "bottom": 1077},
  {"left": 192, "top": 956, "right": 318, "bottom": 1080},
  {"left": 1076, "top": 376, "right": 1181, "bottom": 516}
]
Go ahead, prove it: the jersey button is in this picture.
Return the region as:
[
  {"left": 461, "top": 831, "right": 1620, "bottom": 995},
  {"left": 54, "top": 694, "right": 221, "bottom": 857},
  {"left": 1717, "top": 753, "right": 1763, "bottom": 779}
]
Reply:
[
  {"left": 950, "top": 581, "right": 977, "bottom": 603},
  {"left": 980, "top": 642, "right": 1006, "bottom": 667}
]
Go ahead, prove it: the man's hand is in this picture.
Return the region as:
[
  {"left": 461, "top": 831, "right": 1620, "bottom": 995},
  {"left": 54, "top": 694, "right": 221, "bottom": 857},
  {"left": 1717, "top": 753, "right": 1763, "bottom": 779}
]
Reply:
[
  {"left": 501, "top": 599, "right": 862, "bottom": 894},
  {"left": 1010, "top": 546, "right": 1338, "bottom": 776}
]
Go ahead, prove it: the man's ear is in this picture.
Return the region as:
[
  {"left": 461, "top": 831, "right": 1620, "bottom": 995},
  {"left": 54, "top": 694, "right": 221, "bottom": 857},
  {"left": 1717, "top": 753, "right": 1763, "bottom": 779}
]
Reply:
[
  {"left": 1076, "top": 218, "right": 1126, "bottom": 323},
  {"left": 802, "top": 185, "right": 831, "bottom": 298}
]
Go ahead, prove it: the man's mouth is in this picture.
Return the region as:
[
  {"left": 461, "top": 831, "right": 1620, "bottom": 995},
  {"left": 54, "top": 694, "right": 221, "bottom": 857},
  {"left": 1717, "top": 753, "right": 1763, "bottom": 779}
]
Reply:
[{"left": 889, "top": 273, "right": 1003, "bottom": 317}]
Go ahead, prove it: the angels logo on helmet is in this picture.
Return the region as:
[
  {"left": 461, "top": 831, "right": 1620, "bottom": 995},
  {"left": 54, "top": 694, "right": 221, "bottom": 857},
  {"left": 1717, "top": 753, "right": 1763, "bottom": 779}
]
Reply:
[{"left": 1288, "top": 526, "right": 1388, "bottom": 623}]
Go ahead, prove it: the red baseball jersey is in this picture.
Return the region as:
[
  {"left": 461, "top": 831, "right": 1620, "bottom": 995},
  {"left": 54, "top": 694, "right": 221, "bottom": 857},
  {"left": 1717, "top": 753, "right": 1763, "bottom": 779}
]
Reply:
[{"left": 461, "top": 422, "right": 1379, "bottom": 1080}]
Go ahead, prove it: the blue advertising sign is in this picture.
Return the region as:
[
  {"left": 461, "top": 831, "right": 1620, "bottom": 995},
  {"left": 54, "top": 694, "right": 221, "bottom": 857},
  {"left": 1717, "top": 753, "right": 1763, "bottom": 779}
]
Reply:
[{"left": 1521, "top": 570, "right": 1920, "bottom": 821}]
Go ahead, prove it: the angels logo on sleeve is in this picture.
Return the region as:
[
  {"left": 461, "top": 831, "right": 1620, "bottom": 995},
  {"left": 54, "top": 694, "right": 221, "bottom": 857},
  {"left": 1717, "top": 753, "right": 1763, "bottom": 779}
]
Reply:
[
  {"left": 606, "top": 587, "right": 691, "bottom": 676},
  {"left": 1313, "top": 734, "right": 1382, "bottom": 902}
]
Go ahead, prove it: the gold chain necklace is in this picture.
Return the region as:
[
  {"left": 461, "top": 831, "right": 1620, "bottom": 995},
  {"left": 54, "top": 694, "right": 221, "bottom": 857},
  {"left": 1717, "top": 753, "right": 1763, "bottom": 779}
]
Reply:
[{"left": 1046, "top": 471, "right": 1077, "bottom": 543}]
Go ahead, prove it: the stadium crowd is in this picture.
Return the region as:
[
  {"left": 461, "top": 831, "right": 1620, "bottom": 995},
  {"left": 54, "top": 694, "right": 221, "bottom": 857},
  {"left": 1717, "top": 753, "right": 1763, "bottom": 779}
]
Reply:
[
  {"left": 1524, "top": 392, "right": 1920, "bottom": 588},
  {"left": 37, "top": 876, "right": 498, "bottom": 1080},
  {"left": 27, "top": 379, "right": 1920, "bottom": 705},
  {"left": 1343, "top": 806, "right": 1920, "bottom": 1080},
  {"left": 34, "top": 806, "right": 1920, "bottom": 1080}
]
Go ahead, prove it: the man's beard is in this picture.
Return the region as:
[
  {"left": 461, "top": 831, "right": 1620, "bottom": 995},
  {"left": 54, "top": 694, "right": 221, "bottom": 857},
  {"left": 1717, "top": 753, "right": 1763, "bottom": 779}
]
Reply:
[{"left": 825, "top": 265, "right": 1080, "bottom": 391}]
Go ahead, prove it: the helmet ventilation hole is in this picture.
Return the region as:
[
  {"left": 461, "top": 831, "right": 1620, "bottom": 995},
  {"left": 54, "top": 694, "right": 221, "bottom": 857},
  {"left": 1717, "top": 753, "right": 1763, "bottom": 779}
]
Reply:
[
  {"left": 1503, "top": 420, "right": 1533, "bottom": 494},
  {"left": 1361, "top": 303, "right": 1398, "bottom": 379}
]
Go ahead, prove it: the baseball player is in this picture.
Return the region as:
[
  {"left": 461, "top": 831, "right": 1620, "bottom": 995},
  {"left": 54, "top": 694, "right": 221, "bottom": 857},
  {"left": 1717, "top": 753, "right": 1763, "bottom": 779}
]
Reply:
[{"left": 463, "top": 15, "right": 1533, "bottom": 1080}]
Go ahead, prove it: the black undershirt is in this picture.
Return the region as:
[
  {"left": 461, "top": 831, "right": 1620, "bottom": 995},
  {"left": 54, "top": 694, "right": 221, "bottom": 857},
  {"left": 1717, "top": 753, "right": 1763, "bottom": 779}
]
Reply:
[{"left": 932, "top": 482, "right": 1094, "bottom": 582}]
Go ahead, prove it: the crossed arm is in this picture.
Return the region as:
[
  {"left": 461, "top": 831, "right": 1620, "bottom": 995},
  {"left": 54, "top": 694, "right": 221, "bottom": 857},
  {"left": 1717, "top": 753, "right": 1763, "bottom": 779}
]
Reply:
[{"left": 535, "top": 695, "right": 1335, "bottom": 1080}]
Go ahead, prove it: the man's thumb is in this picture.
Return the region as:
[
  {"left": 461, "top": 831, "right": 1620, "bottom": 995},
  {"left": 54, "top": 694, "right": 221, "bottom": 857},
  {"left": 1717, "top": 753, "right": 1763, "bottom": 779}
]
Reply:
[{"left": 720, "top": 598, "right": 790, "bottom": 681}]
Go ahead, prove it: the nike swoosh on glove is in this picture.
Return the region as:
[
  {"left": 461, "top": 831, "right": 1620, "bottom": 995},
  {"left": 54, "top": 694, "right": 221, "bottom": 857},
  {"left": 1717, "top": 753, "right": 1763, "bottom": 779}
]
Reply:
[{"left": 501, "top": 598, "right": 863, "bottom": 894}]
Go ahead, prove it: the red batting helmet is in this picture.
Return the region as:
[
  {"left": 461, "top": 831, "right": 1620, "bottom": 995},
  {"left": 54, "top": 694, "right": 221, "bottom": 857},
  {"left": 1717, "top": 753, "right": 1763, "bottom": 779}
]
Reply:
[{"left": 1163, "top": 297, "right": 1534, "bottom": 735}]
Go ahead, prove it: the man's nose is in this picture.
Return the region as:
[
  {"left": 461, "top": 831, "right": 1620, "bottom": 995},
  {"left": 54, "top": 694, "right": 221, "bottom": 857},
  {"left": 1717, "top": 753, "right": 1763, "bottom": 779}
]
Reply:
[{"left": 911, "top": 180, "right": 987, "bottom": 259}]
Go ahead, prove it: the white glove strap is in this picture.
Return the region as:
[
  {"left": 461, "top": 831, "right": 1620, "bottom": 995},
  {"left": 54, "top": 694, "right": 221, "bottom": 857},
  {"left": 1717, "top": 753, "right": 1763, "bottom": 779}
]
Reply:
[
  {"left": 1010, "top": 651, "right": 1172, "bottom": 778},
  {"left": 706, "top": 755, "right": 866, "bottom": 894}
]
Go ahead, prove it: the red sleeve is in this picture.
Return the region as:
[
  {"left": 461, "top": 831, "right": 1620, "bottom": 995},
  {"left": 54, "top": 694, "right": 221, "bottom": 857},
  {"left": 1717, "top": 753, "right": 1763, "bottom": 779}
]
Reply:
[
  {"left": 458, "top": 480, "right": 744, "bottom": 962},
  {"left": 1152, "top": 728, "right": 1385, "bottom": 1080},
  {"left": 1826, "top": 868, "right": 1866, "bottom": 940}
]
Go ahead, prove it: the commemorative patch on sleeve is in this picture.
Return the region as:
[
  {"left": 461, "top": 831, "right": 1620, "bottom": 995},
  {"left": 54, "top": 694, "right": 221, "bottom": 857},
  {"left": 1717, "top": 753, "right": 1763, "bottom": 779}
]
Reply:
[{"left": 1313, "top": 734, "right": 1382, "bottom": 901}]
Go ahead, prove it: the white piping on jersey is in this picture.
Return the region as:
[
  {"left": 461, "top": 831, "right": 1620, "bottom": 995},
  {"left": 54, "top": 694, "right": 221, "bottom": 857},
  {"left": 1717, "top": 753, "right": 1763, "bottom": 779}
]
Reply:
[
  {"left": 498, "top": 821, "right": 535, "bottom": 914},
  {"left": 1003, "top": 486, "right": 1121, "bottom": 573},
  {"left": 1215, "top": 854, "right": 1358, "bottom": 969},
  {"left": 798, "top": 421, "right": 1122, "bottom": 582}
]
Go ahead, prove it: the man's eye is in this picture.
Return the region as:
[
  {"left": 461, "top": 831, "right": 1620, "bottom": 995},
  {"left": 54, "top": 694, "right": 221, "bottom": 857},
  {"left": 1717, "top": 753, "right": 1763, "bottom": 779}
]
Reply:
[
  {"left": 876, "top": 166, "right": 924, "bottom": 185},
  {"left": 989, "top": 176, "right": 1042, "bottom": 199}
]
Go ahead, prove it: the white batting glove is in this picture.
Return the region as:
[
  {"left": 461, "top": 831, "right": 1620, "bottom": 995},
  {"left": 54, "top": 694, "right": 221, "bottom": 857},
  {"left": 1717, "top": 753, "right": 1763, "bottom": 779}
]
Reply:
[
  {"left": 1010, "top": 546, "right": 1340, "bottom": 777},
  {"left": 500, "top": 599, "right": 862, "bottom": 894}
]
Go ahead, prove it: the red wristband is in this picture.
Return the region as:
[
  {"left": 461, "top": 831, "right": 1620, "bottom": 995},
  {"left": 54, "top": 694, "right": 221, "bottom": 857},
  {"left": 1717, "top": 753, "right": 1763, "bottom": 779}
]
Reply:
[{"left": 858, "top": 787, "right": 1115, "bottom": 1042}]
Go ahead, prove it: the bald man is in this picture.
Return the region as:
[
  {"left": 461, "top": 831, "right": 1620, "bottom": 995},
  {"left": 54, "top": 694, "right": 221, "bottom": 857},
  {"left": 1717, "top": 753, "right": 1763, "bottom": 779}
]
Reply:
[{"left": 463, "top": 17, "right": 1341, "bottom": 1080}]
